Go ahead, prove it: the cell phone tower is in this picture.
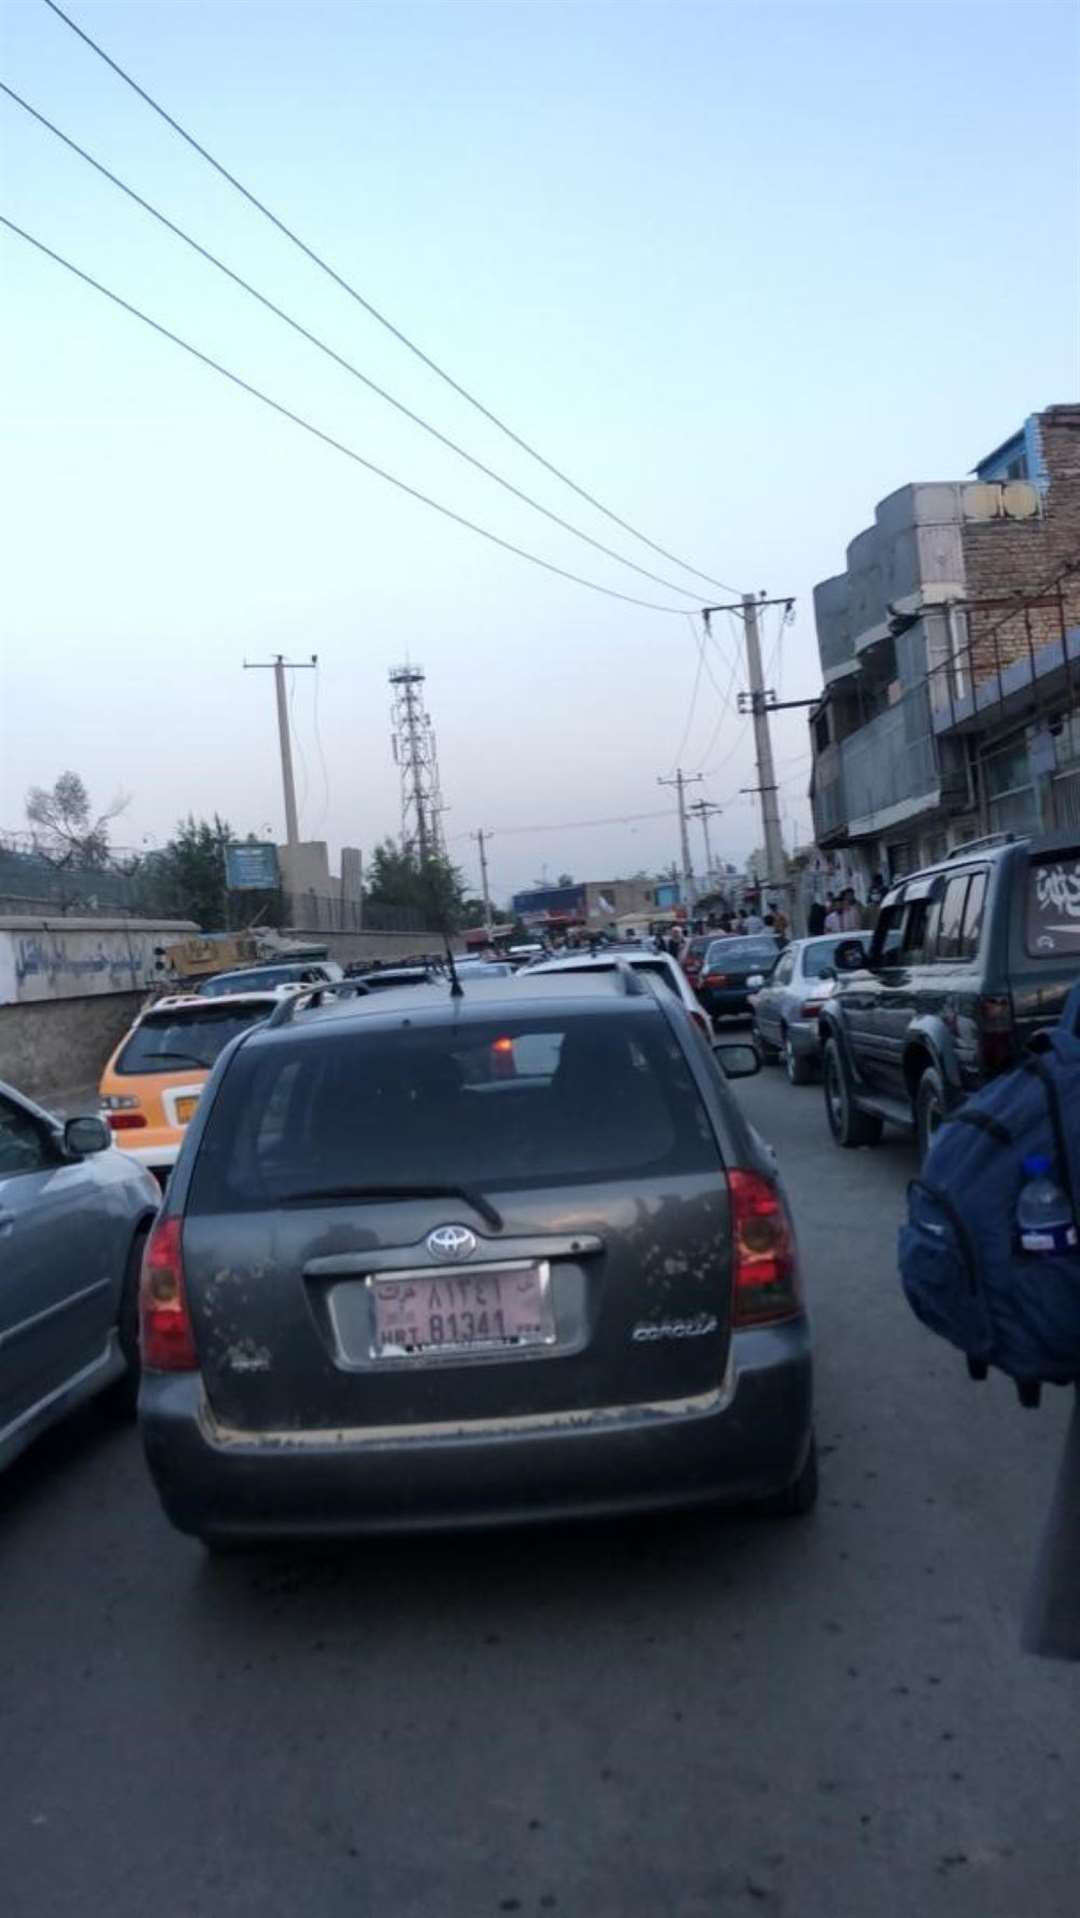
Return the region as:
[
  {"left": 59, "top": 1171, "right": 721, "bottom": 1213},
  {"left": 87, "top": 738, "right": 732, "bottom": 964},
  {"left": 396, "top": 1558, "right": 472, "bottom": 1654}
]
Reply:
[{"left": 389, "top": 663, "right": 445, "bottom": 863}]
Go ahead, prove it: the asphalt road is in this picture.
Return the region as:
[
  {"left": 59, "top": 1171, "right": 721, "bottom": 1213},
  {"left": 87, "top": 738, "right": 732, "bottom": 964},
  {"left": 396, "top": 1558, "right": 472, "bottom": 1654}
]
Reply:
[{"left": 2, "top": 1062, "right": 1077, "bottom": 1918}]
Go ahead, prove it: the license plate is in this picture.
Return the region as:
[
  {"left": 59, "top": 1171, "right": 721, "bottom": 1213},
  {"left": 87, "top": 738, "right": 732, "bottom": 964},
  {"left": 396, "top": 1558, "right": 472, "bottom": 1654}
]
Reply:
[
  {"left": 370, "top": 1263, "right": 555, "bottom": 1358},
  {"left": 175, "top": 1095, "right": 199, "bottom": 1124}
]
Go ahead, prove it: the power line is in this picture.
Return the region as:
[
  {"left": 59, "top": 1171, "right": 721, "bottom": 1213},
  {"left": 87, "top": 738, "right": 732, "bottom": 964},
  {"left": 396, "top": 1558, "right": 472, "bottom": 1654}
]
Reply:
[
  {"left": 0, "top": 215, "right": 691, "bottom": 615},
  {"left": 466, "top": 806, "right": 678, "bottom": 839},
  {"left": 1, "top": 82, "right": 707, "bottom": 606},
  {"left": 697, "top": 611, "right": 746, "bottom": 771},
  {"left": 670, "top": 615, "right": 708, "bottom": 770},
  {"left": 41, "top": 0, "right": 743, "bottom": 597}
]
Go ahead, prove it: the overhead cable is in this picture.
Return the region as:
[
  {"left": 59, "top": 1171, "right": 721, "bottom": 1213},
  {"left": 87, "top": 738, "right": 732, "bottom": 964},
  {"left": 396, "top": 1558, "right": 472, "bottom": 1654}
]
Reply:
[
  {"left": 669, "top": 615, "right": 709, "bottom": 770},
  {"left": 0, "top": 216, "right": 691, "bottom": 615},
  {"left": 41, "top": 0, "right": 743, "bottom": 596},
  {"left": 1, "top": 83, "right": 706, "bottom": 604},
  {"left": 474, "top": 807, "right": 678, "bottom": 839}
]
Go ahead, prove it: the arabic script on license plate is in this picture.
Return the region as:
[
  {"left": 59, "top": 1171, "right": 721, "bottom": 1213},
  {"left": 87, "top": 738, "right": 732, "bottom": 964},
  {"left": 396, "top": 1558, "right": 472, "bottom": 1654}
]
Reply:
[{"left": 371, "top": 1264, "right": 554, "bottom": 1358}]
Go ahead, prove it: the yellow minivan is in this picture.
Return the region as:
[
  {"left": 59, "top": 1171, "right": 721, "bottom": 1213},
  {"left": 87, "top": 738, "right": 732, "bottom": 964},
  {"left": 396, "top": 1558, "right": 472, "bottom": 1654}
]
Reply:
[{"left": 99, "top": 992, "right": 286, "bottom": 1185}]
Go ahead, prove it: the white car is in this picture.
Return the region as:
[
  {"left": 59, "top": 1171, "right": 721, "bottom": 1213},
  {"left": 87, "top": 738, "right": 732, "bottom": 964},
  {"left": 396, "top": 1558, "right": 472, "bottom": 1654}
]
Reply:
[
  {"left": 748, "top": 934, "right": 868, "bottom": 1084},
  {"left": 523, "top": 947, "right": 711, "bottom": 1038}
]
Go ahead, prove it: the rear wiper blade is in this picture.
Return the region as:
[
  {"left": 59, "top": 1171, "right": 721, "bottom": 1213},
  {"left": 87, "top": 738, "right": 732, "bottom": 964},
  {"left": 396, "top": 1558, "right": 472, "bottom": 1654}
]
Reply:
[{"left": 279, "top": 1182, "right": 504, "bottom": 1230}]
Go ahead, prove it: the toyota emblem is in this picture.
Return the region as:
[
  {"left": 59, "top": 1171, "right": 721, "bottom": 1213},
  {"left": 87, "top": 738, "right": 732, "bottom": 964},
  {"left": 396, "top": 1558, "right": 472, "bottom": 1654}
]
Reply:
[{"left": 426, "top": 1224, "right": 478, "bottom": 1262}]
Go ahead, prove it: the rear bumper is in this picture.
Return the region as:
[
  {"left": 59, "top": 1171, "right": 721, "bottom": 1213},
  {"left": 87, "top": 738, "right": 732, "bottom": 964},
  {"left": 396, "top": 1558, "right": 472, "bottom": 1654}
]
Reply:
[
  {"left": 700, "top": 988, "right": 753, "bottom": 1019},
  {"left": 139, "top": 1321, "right": 813, "bottom": 1541}
]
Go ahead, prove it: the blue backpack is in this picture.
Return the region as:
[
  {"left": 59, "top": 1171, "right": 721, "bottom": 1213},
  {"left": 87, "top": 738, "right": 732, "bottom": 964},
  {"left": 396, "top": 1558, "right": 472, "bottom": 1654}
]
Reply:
[{"left": 898, "top": 982, "right": 1080, "bottom": 1405}]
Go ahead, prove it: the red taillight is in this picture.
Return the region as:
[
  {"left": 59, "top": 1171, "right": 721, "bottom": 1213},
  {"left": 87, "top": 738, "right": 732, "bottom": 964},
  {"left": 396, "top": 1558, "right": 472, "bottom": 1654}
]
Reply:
[
  {"left": 728, "top": 1169, "right": 801, "bottom": 1327},
  {"left": 107, "top": 1111, "right": 148, "bottom": 1130},
  {"left": 799, "top": 1000, "right": 826, "bottom": 1021},
  {"left": 977, "top": 994, "right": 1015, "bottom": 1077},
  {"left": 704, "top": 972, "right": 730, "bottom": 987},
  {"left": 491, "top": 1035, "right": 516, "bottom": 1080},
  {"left": 139, "top": 1216, "right": 198, "bottom": 1371}
]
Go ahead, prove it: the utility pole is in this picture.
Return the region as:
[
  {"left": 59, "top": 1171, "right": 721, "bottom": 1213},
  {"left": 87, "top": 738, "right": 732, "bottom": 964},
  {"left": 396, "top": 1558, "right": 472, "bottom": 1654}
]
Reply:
[
  {"left": 703, "top": 594, "right": 794, "bottom": 897},
  {"left": 657, "top": 768, "right": 703, "bottom": 908},
  {"left": 472, "top": 828, "right": 493, "bottom": 935},
  {"left": 688, "top": 799, "right": 722, "bottom": 883},
  {"left": 243, "top": 654, "right": 317, "bottom": 847}
]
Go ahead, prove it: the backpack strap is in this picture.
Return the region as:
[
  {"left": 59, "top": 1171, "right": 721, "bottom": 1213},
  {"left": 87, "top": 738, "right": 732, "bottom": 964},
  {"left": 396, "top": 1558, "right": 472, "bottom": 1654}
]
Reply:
[
  {"left": 909, "top": 1177, "right": 982, "bottom": 1294},
  {"left": 950, "top": 1108, "right": 1014, "bottom": 1147},
  {"left": 1021, "top": 1055, "right": 1078, "bottom": 1215}
]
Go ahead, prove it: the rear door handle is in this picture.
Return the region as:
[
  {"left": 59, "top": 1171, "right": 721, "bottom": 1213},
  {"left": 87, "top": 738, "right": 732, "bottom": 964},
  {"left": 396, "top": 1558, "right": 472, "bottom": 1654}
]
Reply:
[{"left": 0, "top": 1209, "right": 15, "bottom": 1236}]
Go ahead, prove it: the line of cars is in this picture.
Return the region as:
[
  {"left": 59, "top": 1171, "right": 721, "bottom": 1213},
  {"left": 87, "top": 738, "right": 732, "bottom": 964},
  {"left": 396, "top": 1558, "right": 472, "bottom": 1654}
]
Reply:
[
  {"left": 747, "top": 832, "right": 1080, "bottom": 1163},
  {"left": 1, "top": 940, "right": 818, "bottom": 1542}
]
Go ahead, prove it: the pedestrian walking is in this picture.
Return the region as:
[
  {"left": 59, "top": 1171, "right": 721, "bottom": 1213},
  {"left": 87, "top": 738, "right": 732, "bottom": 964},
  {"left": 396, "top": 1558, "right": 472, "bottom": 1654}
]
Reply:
[{"left": 807, "top": 897, "right": 827, "bottom": 937}]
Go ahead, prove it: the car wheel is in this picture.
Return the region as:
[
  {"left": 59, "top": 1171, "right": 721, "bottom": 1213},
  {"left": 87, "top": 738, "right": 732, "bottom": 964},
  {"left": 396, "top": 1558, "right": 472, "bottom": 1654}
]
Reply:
[
  {"left": 783, "top": 1027, "right": 815, "bottom": 1086},
  {"left": 752, "top": 1435, "right": 818, "bottom": 1517},
  {"left": 754, "top": 1020, "right": 779, "bottom": 1063},
  {"left": 105, "top": 1224, "right": 149, "bottom": 1420},
  {"left": 822, "top": 1039, "right": 883, "bottom": 1148},
  {"left": 916, "top": 1065, "right": 947, "bottom": 1164}
]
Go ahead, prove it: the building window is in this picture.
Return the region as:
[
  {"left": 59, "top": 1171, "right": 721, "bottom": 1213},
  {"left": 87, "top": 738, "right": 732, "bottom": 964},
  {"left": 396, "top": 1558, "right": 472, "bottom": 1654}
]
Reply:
[{"left": 982, "top": 734, "right": 1038, "bottom": 835}]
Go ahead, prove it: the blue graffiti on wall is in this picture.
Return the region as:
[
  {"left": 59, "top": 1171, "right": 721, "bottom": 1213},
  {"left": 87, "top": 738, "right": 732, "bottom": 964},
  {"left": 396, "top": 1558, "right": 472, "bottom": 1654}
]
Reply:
[{"left": 13, "top": 934, "right": 150, "bottom": 994}]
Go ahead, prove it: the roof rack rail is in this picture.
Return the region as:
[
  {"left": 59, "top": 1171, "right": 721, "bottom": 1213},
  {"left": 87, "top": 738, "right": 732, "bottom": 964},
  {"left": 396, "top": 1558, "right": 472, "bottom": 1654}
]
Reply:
[
  {"left": 944, "top": 832, "right": 1017, "bottom": 861},
  {"left": 613, "top": 959, "right": 649, "bottom": 996},
  {"left": 265, "top": 979, "right": 371, "bottom": 1029}
]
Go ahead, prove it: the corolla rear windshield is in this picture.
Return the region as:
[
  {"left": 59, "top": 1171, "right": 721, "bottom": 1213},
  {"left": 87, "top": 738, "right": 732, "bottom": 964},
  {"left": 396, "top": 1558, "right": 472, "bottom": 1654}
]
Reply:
[
  {"left": 188, "top": 1011, "right": 722, "bottom": 1210},
  {"left": 117, "top": 1004, "right": 271, "bottom": 1073}
]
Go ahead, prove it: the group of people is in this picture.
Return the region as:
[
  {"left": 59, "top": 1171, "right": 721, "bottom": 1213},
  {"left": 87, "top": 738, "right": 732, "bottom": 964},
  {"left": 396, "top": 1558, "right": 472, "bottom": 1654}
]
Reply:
[
  {"left": 655, "top": 900, "right": 790, "bottom": 961},
  {"left": 807, "top": 887, "right": 865, "bottom": 936}
]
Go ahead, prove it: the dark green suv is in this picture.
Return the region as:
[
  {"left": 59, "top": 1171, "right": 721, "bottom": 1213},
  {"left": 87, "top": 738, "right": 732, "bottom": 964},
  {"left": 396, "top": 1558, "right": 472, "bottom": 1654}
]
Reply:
[{"left": 819, "top": 831, "right": 1080, "bottom": 1159}]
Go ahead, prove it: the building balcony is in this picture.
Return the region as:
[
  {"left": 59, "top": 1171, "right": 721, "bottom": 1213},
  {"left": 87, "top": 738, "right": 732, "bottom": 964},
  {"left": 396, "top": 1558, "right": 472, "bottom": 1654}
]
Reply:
[{"left": 812, "top": 691, "right": 942, "bottom": 845}]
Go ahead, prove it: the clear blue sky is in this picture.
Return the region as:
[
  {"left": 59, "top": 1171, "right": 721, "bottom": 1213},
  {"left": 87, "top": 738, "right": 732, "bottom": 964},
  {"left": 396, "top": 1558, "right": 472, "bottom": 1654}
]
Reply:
[{"left": 1, "top": 0, "right": 1077, "bottom": 901}]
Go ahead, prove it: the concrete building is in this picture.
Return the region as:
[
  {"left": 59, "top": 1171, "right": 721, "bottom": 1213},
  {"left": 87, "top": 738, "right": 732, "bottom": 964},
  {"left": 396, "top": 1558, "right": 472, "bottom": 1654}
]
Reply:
[{"left": 809, "top": 405, "right": 1080, "bottom": 884}]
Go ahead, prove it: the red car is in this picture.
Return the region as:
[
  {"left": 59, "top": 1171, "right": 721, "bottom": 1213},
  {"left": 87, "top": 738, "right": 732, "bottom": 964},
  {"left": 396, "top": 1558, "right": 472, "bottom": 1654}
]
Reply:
[{"left": 681, "top": 934, "right": 715, "bottom": 989}]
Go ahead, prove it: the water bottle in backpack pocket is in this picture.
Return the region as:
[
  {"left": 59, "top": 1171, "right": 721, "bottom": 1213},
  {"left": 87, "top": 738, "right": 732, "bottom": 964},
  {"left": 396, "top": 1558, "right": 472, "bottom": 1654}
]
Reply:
[{"left": 1016, "top": 1156, "right": 1079, "bottom": 1255}]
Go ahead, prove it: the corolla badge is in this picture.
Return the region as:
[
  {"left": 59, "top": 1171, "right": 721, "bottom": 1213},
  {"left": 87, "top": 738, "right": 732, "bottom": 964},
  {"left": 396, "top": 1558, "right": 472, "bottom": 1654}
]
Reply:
[
  {"left": 426, "top": 1224, "right": 478, "bottom": 1262},
  {"left": 631, "top": 1313, "right": 719, "bottom": 1343}
]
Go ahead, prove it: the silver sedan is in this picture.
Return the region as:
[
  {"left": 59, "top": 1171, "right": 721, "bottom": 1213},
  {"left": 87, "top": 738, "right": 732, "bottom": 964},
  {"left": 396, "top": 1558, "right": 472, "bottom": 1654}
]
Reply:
[
  {"left": 0, "top": 1081, "right": 161, "bottom": 1473},
  {"left": 748, "top": 936, "right": 868, "bottom": 1084}
]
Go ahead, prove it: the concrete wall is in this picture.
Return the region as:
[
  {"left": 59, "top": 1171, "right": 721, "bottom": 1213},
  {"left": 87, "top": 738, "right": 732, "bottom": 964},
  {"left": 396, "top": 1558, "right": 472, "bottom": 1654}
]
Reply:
[
  {"left": 0, "top": 916, "right": 196, "bottom": 1104},
  {"left": 302, "top": 928, "right": 464, "bottom": 964},
  {"left": 0, "top": 917, "right": 196, "bottom": 1007},
  {"left": 0, "top": 991, "right": 146, "bottom": 1103}
]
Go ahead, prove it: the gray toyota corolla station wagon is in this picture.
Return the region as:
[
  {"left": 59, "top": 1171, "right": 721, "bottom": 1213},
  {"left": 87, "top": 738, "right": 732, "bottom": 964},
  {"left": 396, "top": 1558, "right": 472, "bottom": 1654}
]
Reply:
[{"left": 138, "top": 971, "right": 814, "bottom": 1547}]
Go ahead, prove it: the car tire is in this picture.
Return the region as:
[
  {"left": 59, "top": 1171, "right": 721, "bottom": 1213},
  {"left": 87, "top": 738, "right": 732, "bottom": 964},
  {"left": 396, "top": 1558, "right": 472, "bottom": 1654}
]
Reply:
[
  {"left": 916, "top": 1065, "right": 947, "bottom": 1164},
  {"left": 783, "top": 1026, "right": 815, "bottom": 1086},
  {"left": 822, "top": 1038, "right": 883, "bottom": 1148},
  {"left": 752, "top": 1435, "right": 819, "bottom": 1517},
  {"left": 755, "top": 1021, "right": 779, "bottom": 1064},
  {"left": 105, "top": 1224, "right": 149, "bottom": 1421}
]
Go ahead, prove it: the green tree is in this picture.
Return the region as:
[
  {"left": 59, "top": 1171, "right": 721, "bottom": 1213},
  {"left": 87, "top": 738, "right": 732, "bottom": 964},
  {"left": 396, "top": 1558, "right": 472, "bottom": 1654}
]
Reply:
[
  {"left": 365, "top": 838, "right": 467, "bottom": 928},
  {"left": 137, "top": 815, "right": 232, "bottom": 928}
]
